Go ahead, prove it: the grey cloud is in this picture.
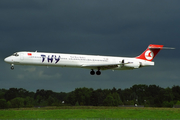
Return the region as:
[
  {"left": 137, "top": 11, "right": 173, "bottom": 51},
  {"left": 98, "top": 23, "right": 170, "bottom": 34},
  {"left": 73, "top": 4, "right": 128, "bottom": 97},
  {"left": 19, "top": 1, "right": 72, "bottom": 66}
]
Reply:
[{"left": 0, "top": 0, "right": 179, "bottom": 92}]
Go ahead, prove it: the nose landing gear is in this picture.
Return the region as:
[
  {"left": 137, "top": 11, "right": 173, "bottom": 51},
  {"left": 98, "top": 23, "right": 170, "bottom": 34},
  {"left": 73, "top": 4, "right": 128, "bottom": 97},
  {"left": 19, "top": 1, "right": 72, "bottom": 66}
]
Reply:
[{"left": 11, "top": 64, "right": 14, "bottom": 70}]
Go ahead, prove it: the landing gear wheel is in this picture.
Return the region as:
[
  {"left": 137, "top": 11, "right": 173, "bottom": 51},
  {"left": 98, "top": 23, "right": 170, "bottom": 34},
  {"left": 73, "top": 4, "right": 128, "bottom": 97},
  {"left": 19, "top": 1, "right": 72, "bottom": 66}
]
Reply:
[
  {"left": 90, "top": 70, "right": 95, "bottom": 75},
  {"left": 96, "top": 70, "right": 101, "bottom": 75},
  {"left": 11, "top": 66, "right": 14, "bottom": 70}
]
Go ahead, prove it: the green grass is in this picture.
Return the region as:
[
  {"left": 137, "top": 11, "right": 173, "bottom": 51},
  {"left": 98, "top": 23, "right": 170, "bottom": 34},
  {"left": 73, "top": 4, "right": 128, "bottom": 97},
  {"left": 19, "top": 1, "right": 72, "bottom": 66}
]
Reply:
[{"left": 0, "top": 106, "right": 180, "bottom": 119}]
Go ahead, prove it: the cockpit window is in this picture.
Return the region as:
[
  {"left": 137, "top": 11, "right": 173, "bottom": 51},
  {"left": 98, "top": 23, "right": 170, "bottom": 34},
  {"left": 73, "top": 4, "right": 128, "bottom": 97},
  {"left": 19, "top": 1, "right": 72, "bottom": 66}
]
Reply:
[{"left": 12, "top": 53, "right": 19, "bottom": 56}]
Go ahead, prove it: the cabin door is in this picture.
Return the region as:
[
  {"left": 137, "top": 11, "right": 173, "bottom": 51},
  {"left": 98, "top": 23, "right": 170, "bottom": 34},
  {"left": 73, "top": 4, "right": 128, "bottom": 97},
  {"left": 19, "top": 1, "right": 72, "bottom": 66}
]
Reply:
[{"left": 20, "top": 53, "right": 24, "bottom": 60}]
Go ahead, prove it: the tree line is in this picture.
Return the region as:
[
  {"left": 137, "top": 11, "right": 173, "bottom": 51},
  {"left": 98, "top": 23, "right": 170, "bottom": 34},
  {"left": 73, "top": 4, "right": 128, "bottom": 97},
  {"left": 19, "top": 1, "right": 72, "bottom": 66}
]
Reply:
[{"left": 0, "top": 84, "right": 180, "bottom": 109}]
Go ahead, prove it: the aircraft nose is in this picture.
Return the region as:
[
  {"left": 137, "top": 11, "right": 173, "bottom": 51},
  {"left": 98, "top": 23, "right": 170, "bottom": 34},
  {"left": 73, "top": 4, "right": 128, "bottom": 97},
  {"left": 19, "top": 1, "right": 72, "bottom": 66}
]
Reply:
[{"left": 4, "top": 57, "right": 12, "bottom": 63}]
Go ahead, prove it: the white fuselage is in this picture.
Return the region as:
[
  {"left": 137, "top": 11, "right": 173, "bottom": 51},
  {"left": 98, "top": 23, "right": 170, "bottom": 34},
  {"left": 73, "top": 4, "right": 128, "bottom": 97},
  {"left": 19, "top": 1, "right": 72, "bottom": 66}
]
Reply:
[
  {"left": 4, "top": 44, "right": 173, "bottom": 75},
  {"left": 4, "top": 51, "right": 154, "bottom": 71}
]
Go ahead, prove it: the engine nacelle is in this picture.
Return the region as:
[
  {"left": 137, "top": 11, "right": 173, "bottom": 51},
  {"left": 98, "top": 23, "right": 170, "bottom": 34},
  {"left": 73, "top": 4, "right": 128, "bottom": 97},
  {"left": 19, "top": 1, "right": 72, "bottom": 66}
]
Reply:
[{"left": 124, "top": 60, "right": 141, "bottom": 68}]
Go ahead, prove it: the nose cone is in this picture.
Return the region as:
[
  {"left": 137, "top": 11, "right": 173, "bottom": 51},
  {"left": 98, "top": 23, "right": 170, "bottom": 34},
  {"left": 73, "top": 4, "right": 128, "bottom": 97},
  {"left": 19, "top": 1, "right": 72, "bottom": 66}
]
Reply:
[{"left": 4, "top": 57, "right": 12, "bottom": 63}]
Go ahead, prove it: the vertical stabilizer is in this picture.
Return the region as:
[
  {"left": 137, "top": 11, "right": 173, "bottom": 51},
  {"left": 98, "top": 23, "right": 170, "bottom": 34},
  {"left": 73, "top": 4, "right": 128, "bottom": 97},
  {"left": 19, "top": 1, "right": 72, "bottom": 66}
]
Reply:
[{"left": 136, "top": 44, "right": 164, "bottom": 61}]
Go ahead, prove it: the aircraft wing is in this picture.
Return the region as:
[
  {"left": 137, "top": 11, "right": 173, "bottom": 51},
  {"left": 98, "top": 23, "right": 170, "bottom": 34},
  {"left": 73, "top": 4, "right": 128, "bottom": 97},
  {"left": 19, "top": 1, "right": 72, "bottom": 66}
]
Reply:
[
  {"left": 81, "top": 63, "right": 119, "bottom": 70},
  {"left": 81, "top": 62, "right": 129, "bottom": 70}
]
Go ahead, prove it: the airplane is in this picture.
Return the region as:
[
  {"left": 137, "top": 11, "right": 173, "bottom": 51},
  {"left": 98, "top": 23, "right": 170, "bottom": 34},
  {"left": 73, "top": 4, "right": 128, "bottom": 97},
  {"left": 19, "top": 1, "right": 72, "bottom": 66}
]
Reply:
[{"left": 4, "top": 44, "right": 174, "bottom": 75}]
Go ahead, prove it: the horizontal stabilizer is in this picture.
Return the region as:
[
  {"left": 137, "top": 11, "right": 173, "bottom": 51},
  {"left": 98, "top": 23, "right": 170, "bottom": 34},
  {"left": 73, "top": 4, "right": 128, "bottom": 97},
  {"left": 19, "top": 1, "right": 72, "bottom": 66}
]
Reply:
[
  {"left": 149, "top": 46, "right": 175, "bottom": 49},
  {"left": 162, "top": 47, "right": 175, "bottom": 49}
]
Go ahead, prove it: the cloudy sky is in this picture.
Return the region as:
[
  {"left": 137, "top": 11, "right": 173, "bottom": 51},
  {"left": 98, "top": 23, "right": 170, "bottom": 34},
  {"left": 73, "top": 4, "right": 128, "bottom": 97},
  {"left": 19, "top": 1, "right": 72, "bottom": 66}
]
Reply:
[{"left": 0, "top": 0, "right": 180, "bottom": 92}]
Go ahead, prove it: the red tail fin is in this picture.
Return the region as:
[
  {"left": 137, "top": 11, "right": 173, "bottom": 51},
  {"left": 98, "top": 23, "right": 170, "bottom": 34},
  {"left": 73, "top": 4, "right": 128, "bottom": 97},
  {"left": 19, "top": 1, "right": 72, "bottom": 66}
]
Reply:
[{"left": 136, "top": 44, "right": 163, "bottom": 61}]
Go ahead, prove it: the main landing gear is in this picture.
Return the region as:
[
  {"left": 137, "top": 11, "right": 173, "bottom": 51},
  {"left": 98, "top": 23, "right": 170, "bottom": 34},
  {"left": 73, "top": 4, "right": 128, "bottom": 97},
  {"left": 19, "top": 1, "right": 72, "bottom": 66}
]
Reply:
[{"left": 90, "top": 69, "right": 101, "bottom": 75}]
